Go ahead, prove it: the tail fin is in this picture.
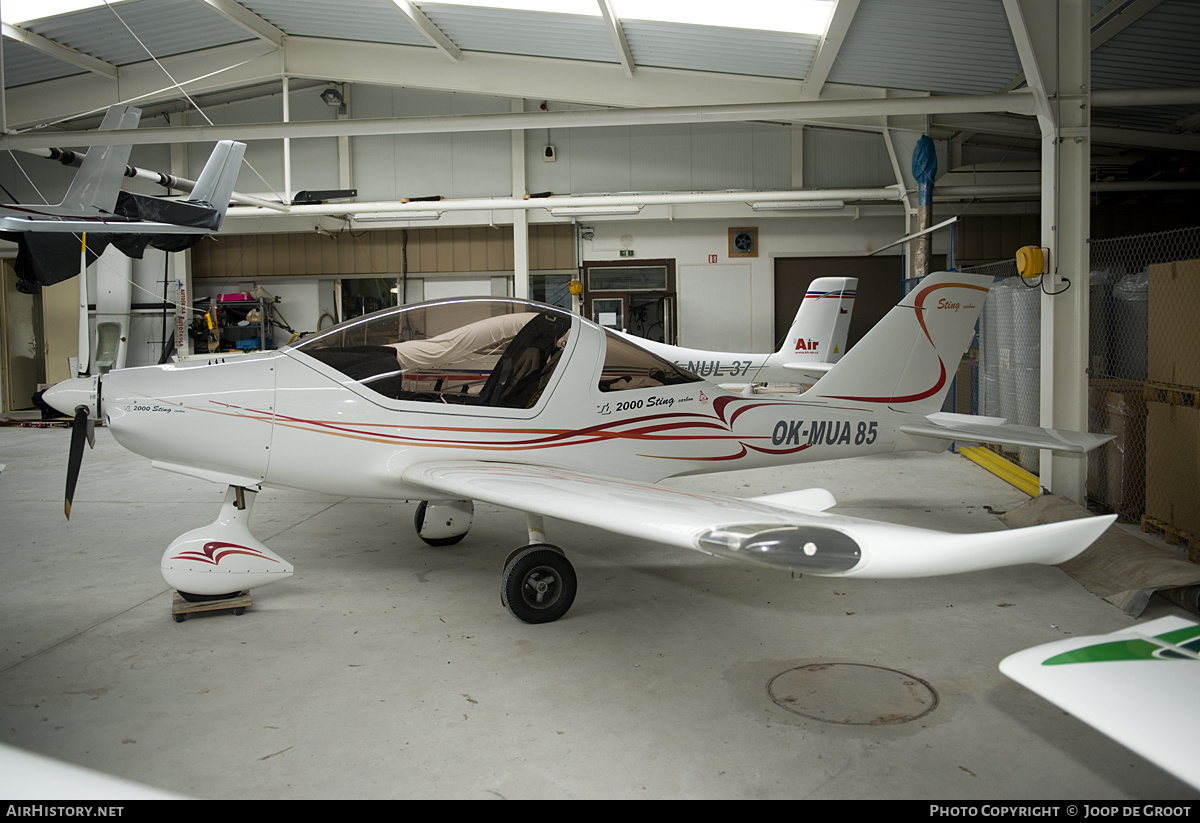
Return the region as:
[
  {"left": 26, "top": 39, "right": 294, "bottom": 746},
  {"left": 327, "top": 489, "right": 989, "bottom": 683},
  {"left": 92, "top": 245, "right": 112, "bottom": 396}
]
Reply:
[
  {"left": 185, "top": 140, "right": 246, "bottom": 230},
  {"left": 59, "top": 105, "right": 141, "bottom": 214},
  {"left": 781, "top": 276, "right": 856, "bottom": 362},
  {"left": 802, "top": 271, "right": 992, "bottom": 414}
]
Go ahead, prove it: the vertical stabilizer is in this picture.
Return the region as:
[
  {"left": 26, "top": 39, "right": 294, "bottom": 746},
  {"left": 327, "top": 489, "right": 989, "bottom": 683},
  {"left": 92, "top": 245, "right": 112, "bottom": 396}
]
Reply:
[
  {"left": 803, "top": 272, "right": 992, "bottom": 414},
  {"left": 60, "top": 105, "right": 141, "bottom": 214},
  {"left": 781, "top": 277, "right": 856, "bottom": 362},
  {"left": 185, "top": 141, "right": 246, "bottom": 230}
]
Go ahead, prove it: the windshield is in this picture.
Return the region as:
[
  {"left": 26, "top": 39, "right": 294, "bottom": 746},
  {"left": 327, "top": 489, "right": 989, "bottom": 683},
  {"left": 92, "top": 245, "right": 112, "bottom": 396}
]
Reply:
[{"left": 294, "top": 298, "right": 573, "bottom": 409}]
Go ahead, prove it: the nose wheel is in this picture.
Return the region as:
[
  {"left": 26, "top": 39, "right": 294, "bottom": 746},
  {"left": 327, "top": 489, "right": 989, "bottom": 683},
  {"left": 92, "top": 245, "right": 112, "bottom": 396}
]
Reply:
[{"left": 501, "top": 545, "right": 577, "bottom": 624}]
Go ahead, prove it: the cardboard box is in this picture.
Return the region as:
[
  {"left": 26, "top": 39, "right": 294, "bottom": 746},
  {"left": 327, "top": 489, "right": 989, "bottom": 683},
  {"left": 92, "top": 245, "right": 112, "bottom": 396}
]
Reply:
[
  {"left": 1148, "top": 258, "right": 1200, "bottom": 387},
  {"left": 1087, "top": 379, "right": 1147, "bottom": 515},
  {"left": 1145, "top": 399, "right": 1200, "bottom": 536}
]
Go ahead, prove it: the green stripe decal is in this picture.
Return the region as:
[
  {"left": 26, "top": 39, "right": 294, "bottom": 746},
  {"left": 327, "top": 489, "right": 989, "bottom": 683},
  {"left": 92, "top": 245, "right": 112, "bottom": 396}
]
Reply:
[{"left": 1043, "top": 625, "right": 1200, "bottom": 665}]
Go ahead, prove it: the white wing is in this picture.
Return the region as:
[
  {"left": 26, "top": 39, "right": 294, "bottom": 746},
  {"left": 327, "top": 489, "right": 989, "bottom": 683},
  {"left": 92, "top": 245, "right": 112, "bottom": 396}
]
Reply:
[
  {"left": 1000, "top": 616, "right": 1200, "bottom": 790},
  {"left": 402, "top": 461, "right": 1114, "bottom": 578}
]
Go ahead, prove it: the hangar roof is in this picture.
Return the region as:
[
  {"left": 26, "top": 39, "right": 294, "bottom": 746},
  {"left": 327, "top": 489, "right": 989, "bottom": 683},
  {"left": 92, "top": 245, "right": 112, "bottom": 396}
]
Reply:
[{"left": 0, "top": 0, "right": 1197, "bottom": 205}]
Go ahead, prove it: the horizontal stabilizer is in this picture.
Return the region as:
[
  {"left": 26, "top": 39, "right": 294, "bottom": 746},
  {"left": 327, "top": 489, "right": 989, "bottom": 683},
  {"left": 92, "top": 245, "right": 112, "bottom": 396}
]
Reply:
[
  {"left": 899, "top": 412, "right": 1114, "bottom": 453},
  {"left": 60, "top": 105, "right": 141, "bottom": 215}
]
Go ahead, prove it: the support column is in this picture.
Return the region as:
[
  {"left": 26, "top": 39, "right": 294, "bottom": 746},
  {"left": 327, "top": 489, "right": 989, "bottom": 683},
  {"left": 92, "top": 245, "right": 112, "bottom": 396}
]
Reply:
[
  {"left": 511, "top": 98, "right": 529, "bottom": 299},
  {"left": 1006, "top": 0, "right": 1091, "bottom": 503}
]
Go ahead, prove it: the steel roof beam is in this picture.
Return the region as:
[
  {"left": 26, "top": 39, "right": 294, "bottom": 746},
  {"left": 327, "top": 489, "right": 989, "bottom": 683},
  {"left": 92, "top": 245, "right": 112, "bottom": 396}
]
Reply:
[
  {"left": 0, "top": 90, "right": 1039, "bottom": 150},
  {"left": 1, "top": 22, "right": 118, "bottom": 79},
  {"left": 801, "top": 0, "right": 859, "bottom": 99},
  {"left": 391, "top": 0, "right": 462, "bottom": 62},
  {"left": 598, "top": 0, "right": 635, "bottom": 79},
  {"left": 193, "top": 0, "right": 287, "bottom": 48}
]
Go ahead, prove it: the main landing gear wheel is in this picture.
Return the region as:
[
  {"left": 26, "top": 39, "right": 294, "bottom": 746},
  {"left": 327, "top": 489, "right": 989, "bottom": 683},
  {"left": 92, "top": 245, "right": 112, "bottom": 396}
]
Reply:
[{"left": 501, "top": 545, "right": 577, "bottom": 624}]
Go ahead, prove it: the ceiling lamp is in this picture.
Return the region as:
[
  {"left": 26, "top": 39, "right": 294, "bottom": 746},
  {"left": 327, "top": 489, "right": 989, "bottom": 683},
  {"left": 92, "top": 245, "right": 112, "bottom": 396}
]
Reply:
[
  {"left": 549, "top": 205, "right": 642, "bottom": 217},
  {"left": 352, "top": 211, "right": 441, "bottom": 222},
  {"left": 751, "top": 200, "right": 844, "bottom": 211}
]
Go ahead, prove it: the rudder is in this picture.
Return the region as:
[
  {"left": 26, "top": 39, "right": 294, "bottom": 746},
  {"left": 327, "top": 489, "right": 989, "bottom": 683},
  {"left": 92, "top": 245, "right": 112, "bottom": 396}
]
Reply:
[
  {"left": 801, "top": 272, "right": 992, "bottom": 414},
  {"left": 782, "top": 276, "right": 856, "bottom": 362}
]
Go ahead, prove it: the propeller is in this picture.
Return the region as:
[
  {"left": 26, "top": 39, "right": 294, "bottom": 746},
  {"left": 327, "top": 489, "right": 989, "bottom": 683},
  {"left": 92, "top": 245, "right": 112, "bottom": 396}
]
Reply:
[
  {"left": 44, "top": 376, "right": 101, "bottom": 520},
  {"left": 64, "top": 404, "right": 95, "bottom": 520},
  {"left": 78, "top": 233, "right": 90, "bottom": 377}
]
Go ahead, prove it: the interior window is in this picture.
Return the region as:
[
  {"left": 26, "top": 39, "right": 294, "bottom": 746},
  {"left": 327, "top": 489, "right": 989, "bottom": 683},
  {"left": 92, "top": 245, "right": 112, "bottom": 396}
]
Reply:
[
  {"left": 599, "top": 329, "right": 700, "bottom": 392},
  {"left": 295, "top": 301, "right": 572, "bottom": 409}
]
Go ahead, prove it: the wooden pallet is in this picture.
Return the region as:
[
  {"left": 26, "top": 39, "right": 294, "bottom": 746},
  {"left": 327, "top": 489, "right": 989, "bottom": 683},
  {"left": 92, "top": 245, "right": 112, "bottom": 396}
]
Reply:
[
  {"left": 1140, "top": 515, "right": 1200, "bottom": 562},
  {"left": 171, "top": 590, "right": 251, "bottom": 622},
  {"left": 1143, "top": 381, "right": 1200, "bottom": 408}
]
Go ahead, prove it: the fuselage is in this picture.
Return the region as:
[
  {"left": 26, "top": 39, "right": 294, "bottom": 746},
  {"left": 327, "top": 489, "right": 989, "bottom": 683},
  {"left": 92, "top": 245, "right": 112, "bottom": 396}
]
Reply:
[{"left": 90, "top": 299, "right": 940, "bottom": 501}]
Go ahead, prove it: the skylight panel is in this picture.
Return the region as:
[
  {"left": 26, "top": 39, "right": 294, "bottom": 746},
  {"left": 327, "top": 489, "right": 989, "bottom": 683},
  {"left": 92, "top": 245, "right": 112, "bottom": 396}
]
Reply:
[{"left": 612, "top": 0, "right": 834, "bottom": 34}]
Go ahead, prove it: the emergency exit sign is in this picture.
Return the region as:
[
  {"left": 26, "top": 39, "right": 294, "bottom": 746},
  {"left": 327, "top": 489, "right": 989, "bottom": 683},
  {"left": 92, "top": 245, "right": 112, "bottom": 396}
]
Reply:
[{"left": 619, "top": 249, "right": 634, "bottom": 257}]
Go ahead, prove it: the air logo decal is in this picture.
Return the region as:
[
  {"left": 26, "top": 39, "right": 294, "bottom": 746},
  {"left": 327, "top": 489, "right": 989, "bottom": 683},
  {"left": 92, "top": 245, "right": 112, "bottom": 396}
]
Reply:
[
  {"left": 794, "top": 338, "right": 820, "bottom": 353},
  {"left": 172, "top": 541, "right": 282, "bottom": 566}
]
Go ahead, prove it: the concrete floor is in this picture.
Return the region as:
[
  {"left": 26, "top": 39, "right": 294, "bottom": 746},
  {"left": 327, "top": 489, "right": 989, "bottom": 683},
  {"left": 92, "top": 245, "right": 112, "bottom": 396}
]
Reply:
[{"left": 0, "top": 423, "right": 1197, "bottom": 800}]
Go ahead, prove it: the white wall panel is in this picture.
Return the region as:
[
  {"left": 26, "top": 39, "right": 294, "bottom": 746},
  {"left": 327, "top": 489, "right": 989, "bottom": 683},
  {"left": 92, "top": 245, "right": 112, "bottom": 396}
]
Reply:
[
  {"left": 803, "top": 127, "right": 894, "bottom": 189},
  {"left": 451, "top": 132, "right": 513, "bottom": 198},
  {"left": 691, "top": 123, "right": 756, "bottom": 191},
  {"left": 753, "top": 125, "right": 792, "bottom": 191},
  {"left": 677, "top": 264, "right": 752, "bottom": 350},
  {"left": 631, "top": 124, "right": 692, "bottom": 192},
  {"left": 570, "top": 126, "right": 632, "bottom": 194}
]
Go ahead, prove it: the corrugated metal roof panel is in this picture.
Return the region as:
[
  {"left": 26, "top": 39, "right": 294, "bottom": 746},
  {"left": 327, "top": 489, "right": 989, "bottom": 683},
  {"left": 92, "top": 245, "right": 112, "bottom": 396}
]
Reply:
[
  {"left": 827, "top": 0, "right": 1021, "bottom": 95},
  {"left": 421, "top": 5, "right": 616, "bottom": 64},
  {"left": 242, "top": 0, "right": 428, "bottom": 47},
  {"left": 25, "top": 0, "right": 253, "bottom": 66},
  {"left": 1, "top": 40, "right": 87, "bottom": 88},
  {"left": 1091, "top": 0, "right": 1200, "bottom": 90},
  {"left": 622, "top": 21, "right": 819, "bottom": 80}
]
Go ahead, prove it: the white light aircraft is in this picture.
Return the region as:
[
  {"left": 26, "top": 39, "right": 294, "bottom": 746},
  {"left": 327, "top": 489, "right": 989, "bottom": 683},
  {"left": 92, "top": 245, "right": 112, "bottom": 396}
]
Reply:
[
  {"left": 43, "top": 271, "right": 1115, "bottom": 623},
  {"left": 619, "top": 277, "right": 855, "bottom": 385}
]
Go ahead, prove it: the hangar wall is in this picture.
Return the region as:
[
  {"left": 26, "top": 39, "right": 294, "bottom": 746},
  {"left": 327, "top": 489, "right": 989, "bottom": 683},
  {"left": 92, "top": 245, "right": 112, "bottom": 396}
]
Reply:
[{"left": 0, "top": 83, "right": 963, "bottom": 397}]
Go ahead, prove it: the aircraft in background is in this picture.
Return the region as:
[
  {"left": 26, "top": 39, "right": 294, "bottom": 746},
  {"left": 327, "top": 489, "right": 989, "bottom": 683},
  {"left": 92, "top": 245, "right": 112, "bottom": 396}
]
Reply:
[
  {"left": 620, "top": 277, "right": 855, "bottom": 386},
  {"left": 0, "top": 104, "right": 246, "bottom": 291},
  {"left": 43, "top": 271, "right": 1115, "bottom": 624},
  {"left": 1001, "top": 615, "right": 1200, "bottom": 790}
]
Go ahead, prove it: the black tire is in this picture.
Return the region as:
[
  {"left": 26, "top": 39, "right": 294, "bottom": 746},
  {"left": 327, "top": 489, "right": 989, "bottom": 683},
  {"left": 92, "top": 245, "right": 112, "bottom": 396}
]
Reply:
[
  {"left": 501, "top": 545, "right": 577, "bottom": 624},
  {"left": 173, "top": 613, "right": 186, "bottom": 623},
  {"left": 414, "top": 500, "right": 467, "bottom": 547}
]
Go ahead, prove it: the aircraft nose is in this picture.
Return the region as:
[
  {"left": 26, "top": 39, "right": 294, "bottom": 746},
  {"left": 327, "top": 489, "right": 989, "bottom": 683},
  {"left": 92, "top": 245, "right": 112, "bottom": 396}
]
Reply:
[{"left": 42, "top": 376, "right": 99, "bottom": 417}]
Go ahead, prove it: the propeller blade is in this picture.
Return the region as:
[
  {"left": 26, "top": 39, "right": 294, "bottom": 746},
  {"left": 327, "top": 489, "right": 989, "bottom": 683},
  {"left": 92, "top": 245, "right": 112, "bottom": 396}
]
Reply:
[
  {"left": 65, "top": 405, "right": 89, "bottom": 519},
  {"left": 79, "top": 234, "right": 90, "bottom": 377}
]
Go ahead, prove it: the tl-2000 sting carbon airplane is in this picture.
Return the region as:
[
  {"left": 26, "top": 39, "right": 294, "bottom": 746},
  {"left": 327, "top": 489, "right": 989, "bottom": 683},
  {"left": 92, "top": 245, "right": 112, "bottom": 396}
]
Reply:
[{"left": 44, "top": 271, "right": 1116, "bottom": 623}]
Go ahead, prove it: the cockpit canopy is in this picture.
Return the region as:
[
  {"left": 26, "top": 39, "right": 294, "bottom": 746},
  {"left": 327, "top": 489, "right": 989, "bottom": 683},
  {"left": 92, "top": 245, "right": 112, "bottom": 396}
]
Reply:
[{"left": 292, "top": 297, "right": 698, "bottom": 409}]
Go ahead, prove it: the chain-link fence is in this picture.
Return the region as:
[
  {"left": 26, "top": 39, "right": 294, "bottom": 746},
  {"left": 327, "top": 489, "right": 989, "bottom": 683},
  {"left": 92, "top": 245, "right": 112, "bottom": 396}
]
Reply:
[{"left": 964, "top": 226, "right": 1200, "bottom": 538}]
